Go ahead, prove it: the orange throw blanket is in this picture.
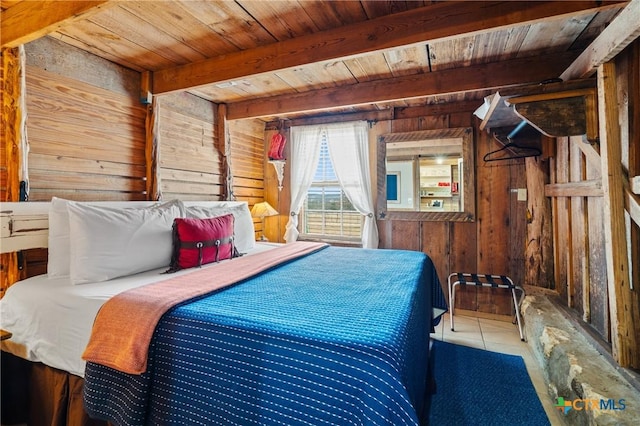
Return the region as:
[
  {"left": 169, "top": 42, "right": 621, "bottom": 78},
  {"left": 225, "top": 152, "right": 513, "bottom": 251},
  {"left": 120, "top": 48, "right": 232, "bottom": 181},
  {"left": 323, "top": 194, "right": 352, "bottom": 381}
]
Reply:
[{"left": 82, "top": 241, "right": 327, "bottom": 375}]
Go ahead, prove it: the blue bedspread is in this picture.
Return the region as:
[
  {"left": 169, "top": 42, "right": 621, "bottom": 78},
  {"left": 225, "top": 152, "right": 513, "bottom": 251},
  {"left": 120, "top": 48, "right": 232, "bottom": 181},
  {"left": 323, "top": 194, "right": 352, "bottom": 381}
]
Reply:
[{"left": 84, "top": 246, "right": 446, "bottom": 425}]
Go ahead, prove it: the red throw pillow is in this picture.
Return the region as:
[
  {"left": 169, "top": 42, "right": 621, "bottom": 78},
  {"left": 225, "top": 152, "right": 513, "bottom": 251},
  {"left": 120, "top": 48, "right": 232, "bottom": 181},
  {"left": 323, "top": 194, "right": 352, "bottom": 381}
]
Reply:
[{"left": 168, "top": 214, "right": 238, "bottom": 272}]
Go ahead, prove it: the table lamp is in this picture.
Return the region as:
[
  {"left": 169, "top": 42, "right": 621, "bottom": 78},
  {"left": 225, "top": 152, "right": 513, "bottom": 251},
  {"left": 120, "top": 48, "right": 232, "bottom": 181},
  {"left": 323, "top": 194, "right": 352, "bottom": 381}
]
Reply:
[{"left": 250, "top": 201, "right": 279, "bottom": 241}]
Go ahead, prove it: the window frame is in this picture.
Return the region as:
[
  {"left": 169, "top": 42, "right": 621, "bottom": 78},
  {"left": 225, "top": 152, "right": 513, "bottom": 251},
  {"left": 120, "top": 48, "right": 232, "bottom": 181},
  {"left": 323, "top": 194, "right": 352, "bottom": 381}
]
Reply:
[{"left": 298, "top": 136, "right": 363, "bottom": 243}]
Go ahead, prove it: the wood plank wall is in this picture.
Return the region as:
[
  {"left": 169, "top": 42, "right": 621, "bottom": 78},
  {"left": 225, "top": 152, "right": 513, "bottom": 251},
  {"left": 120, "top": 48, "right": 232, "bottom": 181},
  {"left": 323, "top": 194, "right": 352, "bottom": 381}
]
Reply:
[
  {"left": 25, "top": 37, "right": 146, "bottom": 202},
  {"left": 549, "top": 40, "right": 640, "bottom": 345},
  {"left": 1, "top": 38, "right": 147, "bottom": 292},
  {"left": 26, "top": 66, "right": 147, "bottom": 201},
  {"left": 157, "top": 92, "right": 221, "bottom": 201},
  {"left": 0, "top": 36, "right": 268, "bottom": 289},
  {"left": 371, "top": 114, "right": 529, "bottom": 316},
  {"left": 11, "top": 38, "right": 147, "bottom": 287},
  {"left": 229, "top": 119, "right": 266, "bottom": 238}
]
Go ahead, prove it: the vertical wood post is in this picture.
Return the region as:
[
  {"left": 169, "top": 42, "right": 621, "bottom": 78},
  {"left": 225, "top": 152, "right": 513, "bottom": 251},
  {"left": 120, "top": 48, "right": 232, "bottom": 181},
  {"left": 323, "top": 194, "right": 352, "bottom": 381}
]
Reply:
[
  {"left": 554, "top": 137, "right": 571, "bottom": 304},
  {"left": 1, "top": 46, "right": 25, "bottom": 294},
  {"left": 145, "top": 97, "right": 161, "bottom": 201},
  {"left": 584, "top": 136, "right": 609, "bottom": 339},
  {"left": 1, "top": 46, "right": 26, "bottom": 202},
  {"left": 140, "top": 70, "right": 153, "bottom": 105},
  {"left": 627, "top": 40, "right": 640, "bottom": 324},
  {"left": 598, "top": 61, "right": 639, "bottom": 368},
  {"left": 525, "top": 156, "right": 554, "bottom": 289},
  {"left": 215, "top": 103, "right": 233, "bottom": 200},
  {"left": 570, "top": 137, "right": 589, "bottom": 318}
]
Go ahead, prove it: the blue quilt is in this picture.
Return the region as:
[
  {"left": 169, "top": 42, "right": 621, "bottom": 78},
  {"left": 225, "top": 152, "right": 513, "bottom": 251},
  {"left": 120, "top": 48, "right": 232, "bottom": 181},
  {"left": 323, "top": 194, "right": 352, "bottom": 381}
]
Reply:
[{"left": 84, "top": 246, "right": 445, "bottom": 425}]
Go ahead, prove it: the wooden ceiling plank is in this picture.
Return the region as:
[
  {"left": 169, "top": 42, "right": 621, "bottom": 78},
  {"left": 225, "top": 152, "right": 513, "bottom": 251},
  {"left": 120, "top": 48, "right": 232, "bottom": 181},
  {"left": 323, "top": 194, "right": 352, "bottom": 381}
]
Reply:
[
  {"left": 569, "top": 8, "right": 621, "bottom": 51},
  {"left": 191, "top": 73, "right": 293, "bottom": 104},
  {"left": 561, "top": 0, "right": 640, "bottom": 80},
  {"left": 384, "top": 45, "right": 430, "bottom": 77},
  {"left": 274, "top": 0, "right": 363, "bottom": 33},
  {"left": 88, "top": 5, "right": 208, "bottom": 66},
  {"left": 236, "top": 0, "right": 321, "bottom": 40},
  {"left": 47, "top": 30, "right": 145, "bottom": 73},
  {"left": 343, "top": 54, "right": 391, "bottom": 83},
  {"left": 301, "top": 0, "right": 369, "bottom": 29},
  {"left": 517, "top": 13, "right": 594, "bottom": 56},
  {"left": 470, "top": 31, "right": 516, "bottom": 66},
  {"left": 153, "top": 1, "right": 622, "bottom": 94},
  {"left": 227, "top": 51, "right": 578, "bottom": 120},
  {"left": 118, "top": 1, "right": 240, "bottom": 58},
  {"left": 274, "top": 61, "right": 358, "bottom": 92},
  {"left": 360, "top": 0, "right": 417, "bottom": 19},
  {"left": 176, "top": 0, "right": 276, "bottom": 51},
  {"left": 428, "top": 35, "right": 475, "bottom": 71},
  {"left": 53, "top": 19, "right": 177, "bottom": 72},
  {"left": 1, "top": 1, "right": 114, "bottom": 48},
  {"left": 499, "top": 26, "right": 530, "bottom": 58}
]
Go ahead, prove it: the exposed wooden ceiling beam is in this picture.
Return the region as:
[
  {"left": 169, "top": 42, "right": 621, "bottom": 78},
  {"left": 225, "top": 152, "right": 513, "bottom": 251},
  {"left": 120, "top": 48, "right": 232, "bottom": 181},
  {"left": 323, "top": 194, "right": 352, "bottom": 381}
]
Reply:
[
  {"left": 1, "top": 1, "right": 115, "bottom": 48},
  {"left": 265, "top": 110, "right": 395, "bottom": 130},
  {"left": 393, "top": 100, "right": 482, "bottom": 120},
  {"left": 263, "top": 99, "right": 482, "bottom": 128},
  {"left": 227, "top": 52, "right": 578, "bottom": 120},
  {"left": 561, "top": 0, "right": 640, "bottom": 80},
  {"left": 153, "top": 1, "right": 621, "bottom": 95}
]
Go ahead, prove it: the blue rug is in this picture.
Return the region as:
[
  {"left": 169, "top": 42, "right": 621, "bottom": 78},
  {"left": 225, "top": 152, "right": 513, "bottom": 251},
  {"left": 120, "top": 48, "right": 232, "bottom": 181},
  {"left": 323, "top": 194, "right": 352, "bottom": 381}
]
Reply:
[{"left": 426, "top": 340, "right": 550, "bottom": 426}]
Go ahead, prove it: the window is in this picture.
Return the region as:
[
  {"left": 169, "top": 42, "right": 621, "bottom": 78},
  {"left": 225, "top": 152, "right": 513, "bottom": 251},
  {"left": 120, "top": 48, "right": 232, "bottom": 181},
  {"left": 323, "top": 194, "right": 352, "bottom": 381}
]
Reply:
[{"left": 300, "top": 135, "right": 362, "bottom": 241}]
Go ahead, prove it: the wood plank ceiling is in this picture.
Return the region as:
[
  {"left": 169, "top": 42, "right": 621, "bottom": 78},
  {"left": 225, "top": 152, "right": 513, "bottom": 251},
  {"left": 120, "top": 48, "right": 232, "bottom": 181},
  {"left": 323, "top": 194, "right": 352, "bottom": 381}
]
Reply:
[{"left": 0, "top": 1, "right": 626, "bottom": 122}]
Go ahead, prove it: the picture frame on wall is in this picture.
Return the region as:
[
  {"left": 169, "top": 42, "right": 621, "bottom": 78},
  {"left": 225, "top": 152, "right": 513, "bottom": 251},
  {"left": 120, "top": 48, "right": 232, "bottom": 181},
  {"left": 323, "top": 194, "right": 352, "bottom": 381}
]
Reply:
[
  {"left": 386, "top": 172, "right": 400, "bottom": 203},
  {"left": 386, "top": 160, "right": 415, "bottom": 210}
]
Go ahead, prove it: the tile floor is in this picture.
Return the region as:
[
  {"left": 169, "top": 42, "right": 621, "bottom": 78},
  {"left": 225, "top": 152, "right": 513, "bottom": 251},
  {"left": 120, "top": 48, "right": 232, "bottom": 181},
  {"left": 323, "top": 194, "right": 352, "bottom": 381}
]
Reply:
[{"left": 432, "top": 312, "right": 565, "bottom": 425}]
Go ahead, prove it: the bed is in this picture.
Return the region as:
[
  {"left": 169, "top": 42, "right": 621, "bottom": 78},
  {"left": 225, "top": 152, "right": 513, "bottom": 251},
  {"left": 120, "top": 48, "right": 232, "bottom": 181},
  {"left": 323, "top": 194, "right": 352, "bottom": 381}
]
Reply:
[{"left": 0, "top": 199, "right": 446, "bottom": 425}]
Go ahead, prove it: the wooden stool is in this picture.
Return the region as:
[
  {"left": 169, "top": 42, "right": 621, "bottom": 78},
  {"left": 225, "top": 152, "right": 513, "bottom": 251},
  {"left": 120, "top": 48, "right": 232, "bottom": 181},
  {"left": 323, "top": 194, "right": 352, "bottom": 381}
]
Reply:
[{"left": 448, "top": 273, "right": 525, "bottom": 341}]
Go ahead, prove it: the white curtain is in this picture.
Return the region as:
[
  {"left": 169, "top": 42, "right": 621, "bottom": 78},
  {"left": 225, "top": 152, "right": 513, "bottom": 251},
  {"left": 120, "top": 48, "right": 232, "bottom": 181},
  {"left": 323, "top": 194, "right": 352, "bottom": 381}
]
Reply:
[
  {"left": 325, "top": 122, "right": 379, "bottom": 249},
  {"left": 285, "top": 121, "right": 379, "bottom": 249},
  {"left": 283, "top": 126, "right": 323, "bottom": 243}
]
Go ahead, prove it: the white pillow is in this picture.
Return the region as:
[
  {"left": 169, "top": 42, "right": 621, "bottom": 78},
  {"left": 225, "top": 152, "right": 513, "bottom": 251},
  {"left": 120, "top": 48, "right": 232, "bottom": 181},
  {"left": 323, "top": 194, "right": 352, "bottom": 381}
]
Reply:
[
  {"left": 47, "top": 198, "right": 186, "bottom": 278},
  {"left": 186, "top": 203, "right": 255, "bottom": 253},
  {"left": 67, "top": 200, "right": 184, "bottom": 284},
  {"left": 47, "top": 197, "right": 73, "bottom": 278}
]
